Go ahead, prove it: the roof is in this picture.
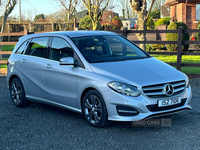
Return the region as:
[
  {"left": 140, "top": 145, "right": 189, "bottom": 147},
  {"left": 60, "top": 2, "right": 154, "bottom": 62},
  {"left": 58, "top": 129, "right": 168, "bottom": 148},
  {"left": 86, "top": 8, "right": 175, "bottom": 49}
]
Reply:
[
  {"left": 20, "top": 31, "right": 118, "bottom": 40},
  {"left": 164, "top": 0, "right": 200, "bottom": 7},
  {"left": 60, "top": 31, "right": 117, "bottom": 38}
]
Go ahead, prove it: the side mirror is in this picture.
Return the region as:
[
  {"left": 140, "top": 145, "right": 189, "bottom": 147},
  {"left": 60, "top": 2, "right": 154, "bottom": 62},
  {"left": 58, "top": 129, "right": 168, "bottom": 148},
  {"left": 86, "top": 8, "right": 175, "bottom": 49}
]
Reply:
[{"left": 60, "top": 57, "right": 75, "bottom": 65}]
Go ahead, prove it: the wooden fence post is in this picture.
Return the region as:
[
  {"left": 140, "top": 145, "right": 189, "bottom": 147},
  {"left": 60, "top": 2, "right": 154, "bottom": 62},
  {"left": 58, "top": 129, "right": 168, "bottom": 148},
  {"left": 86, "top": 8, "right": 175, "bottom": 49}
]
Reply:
[
  {"left": 52, "top": 22, "right": 55, "bottom": 31},
  {"left": 177, "top": 26, "right": 183, "bottom": 71},
  {"left": 122, "top": 27, "right": 128, "bottom": 38},
  {"left": 8, "top": 23, "right": 10, "bottom": 42},
  {"left": 156, "top": 29, "right": 160, "bottom": 40},
  {"left": 24, "top": 29, "right": 29, "bottom": 35},
  {"left": 74, "top": 18, "right": 77, "bottom": 30},
  {"left": 144, "top": 31, "right": 146, "bottom": 51}
]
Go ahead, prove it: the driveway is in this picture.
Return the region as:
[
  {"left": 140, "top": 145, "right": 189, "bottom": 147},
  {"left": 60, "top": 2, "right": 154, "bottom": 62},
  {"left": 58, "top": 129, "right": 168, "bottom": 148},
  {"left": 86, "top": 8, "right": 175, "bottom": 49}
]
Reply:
[{"left": 0, "top": 76, "right": 200, "bottom": 150}]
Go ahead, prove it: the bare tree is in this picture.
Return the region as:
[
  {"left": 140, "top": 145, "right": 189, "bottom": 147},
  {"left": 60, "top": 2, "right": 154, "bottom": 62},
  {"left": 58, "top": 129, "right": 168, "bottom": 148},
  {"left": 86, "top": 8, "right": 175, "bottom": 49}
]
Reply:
[
  {"left": 147, "top": 0, "right": 161, "bottom": 11},
  {"left": 117, "top": 0, "right": 133, "bottom": 20},
  {"left": 0, "top": 0, "right": 17, "bottom": 60},
  {"left": 129, "top": 0, "right": 155, "bottom": 49},
  {"left": 81, "top": 0, "right": 110, "bottom": 30},
  {"left": 1, "top": 0, "right": 17, "bottom": 33},
  {"left": 25, "top": 9, "right": 36, "bottom": 21},
  {"left": 46, "top": 9, "right": 68, "bottom": 31},
  {"left": 57, "top": 0, "right": 78, "bottom": 21}
]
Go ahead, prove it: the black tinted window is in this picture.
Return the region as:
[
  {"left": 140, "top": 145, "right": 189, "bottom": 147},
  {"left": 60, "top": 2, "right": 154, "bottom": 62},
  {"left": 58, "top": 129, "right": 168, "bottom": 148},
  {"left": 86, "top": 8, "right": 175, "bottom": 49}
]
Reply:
[
  {"left": 15, "top": 40, "right": 29, "bottom": 54},
  {"left": 25, "top": 37, "right": 49, "bottom": 58},
  {"left": 49, "top": 37, "right": 74, "bottom": 61},
  {"left": 72, "top": 35, "right": 148, "bottom": 63}
]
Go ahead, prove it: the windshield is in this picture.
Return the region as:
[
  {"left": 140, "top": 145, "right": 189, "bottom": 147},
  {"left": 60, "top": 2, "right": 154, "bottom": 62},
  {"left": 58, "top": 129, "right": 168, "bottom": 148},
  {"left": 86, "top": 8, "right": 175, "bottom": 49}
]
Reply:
[{"left": 72, "top": 35, "right": 149, "bottom": 63}]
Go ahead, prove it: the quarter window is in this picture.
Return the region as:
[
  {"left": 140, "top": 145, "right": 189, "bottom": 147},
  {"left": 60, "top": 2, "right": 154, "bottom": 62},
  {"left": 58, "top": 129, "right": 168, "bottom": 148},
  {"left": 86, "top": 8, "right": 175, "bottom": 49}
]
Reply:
[
  {"left": 25, "top": 37, "right": 49, "bottom": 58},
  {"left": 49, "top": 37, "right": 74, "bottom": 61},
  {"left": 15, "top": 40, "right": 29, "bottom": 54}
]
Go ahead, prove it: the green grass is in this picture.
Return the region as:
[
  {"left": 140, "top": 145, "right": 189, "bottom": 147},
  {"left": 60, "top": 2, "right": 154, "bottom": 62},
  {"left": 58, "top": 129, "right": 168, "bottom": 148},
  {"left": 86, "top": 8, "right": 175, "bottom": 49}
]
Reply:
[
  {"left": 0, "top": 45, "right": 13, "bottom": 69},
  {"left": 152, "top": 55, "right": 200, "bottom": 74},
  {"left": 2, "top": 45, "right": 15, "bottom": 51},
  {"left": 0, "top": 64, "right": 7, "bottom": 68},
  {"left": 181, "top": 67, "right": 200, "bottom": 74},
  {"left": 152, "top": 55, "right": 200, "bottom": 64},
  {"left": 0, "top": 58, "right": 8, "bottom": 69}
]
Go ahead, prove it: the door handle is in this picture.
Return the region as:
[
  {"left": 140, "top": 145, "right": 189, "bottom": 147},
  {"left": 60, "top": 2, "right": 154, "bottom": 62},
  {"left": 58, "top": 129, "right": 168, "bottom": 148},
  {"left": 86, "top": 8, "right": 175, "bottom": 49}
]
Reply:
[
  {"left": 46, "top": 64, "right": 52, "bottom": 69},
  {"left": 21, "top": 59, "right": 27, "bottom": 63}
]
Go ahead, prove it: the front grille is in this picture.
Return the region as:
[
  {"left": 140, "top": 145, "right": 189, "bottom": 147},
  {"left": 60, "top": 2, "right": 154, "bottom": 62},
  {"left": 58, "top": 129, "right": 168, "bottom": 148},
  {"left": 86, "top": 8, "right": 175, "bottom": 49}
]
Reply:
[
  {"left": 142, "top": 80, "right": 186, "bottom": 98},
  {"left": 146, "top": 98, "right": 187, "bottom": 112}
]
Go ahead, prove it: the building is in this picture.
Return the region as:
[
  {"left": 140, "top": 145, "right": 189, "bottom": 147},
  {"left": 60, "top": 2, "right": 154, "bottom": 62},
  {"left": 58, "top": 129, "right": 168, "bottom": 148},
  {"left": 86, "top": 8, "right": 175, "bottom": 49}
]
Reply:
[
  {"left": 160, "top": 0, "right": 170, "bottom": 18},
  {"left": 164, "top": 0, "right": 200, "bottom": 29}
]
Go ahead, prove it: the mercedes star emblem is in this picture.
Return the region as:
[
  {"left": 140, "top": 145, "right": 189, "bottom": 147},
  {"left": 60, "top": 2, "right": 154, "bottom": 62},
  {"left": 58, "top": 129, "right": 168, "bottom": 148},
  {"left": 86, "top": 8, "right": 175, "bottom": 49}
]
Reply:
[{"left": 163, "top": 84, "right": 174, "bottom": 96}]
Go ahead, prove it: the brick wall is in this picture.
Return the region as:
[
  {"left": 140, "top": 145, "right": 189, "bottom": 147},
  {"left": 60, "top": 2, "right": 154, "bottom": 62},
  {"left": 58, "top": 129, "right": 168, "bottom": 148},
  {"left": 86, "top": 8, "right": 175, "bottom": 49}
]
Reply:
[
  {"left": 186, "top": 3, "right": 196, "bottom": 29},
  {"left": 177, "top": 3, "right": 185, "bottom": 23},
  {"left": 168, "top": 2, "right": 197, "bottom": 29},
  {"left": 170, "top": 5, "right": 176, "bottom": 23}
]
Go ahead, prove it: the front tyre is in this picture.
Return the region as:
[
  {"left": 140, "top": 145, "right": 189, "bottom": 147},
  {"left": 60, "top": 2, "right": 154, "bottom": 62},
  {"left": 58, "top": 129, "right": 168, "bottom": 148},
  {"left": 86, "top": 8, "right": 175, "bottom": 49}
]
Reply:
[
  {"left": 82, "top": 90, "right": 110, "bottom": 127},
  {"left": 9, "top": 78, "right": 29, "bottom": 107}
]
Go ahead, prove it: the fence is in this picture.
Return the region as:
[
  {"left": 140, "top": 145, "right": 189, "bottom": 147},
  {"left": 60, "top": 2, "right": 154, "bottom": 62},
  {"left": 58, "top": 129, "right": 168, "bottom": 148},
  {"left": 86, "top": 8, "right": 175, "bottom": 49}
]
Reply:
[
  {"left": 0, "top": 27, "right": 200, "bottom": 78},
  {"left": 0, "top": 22, "right": 75, "bottom": 34}
]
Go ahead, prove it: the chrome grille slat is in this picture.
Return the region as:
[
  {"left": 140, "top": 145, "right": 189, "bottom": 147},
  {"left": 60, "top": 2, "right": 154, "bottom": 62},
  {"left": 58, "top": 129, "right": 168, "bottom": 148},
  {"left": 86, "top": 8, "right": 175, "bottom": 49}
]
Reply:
[
  {"left": 172, "top": 82, "right": 185, "bottom": 87},
  {"left": 146, "top": 92, "right": 165, "bottom": 96},
  {"left": 142, "top": 80, "right": 186, "bottom": 98},
  {"left": 174, "top": 87, "right": 185, "bottom": 93},
  {"left": 142, "top": 85, "right": 165, "bottom": 91}
]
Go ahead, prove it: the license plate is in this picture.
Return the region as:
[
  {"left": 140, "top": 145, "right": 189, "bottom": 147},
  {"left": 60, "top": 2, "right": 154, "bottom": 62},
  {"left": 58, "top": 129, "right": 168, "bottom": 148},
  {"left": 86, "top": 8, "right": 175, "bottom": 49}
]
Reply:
[{"left": 158, "top": 97, "right": 181, "bottom": 107}]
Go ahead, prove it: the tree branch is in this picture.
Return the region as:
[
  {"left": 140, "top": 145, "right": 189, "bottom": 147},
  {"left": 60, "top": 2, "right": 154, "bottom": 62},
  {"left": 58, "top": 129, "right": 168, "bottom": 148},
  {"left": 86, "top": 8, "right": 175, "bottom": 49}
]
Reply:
[
  {"left": 1, "top": 0, "right": 17, "bottom": 33},
  {"left": 146, "top": 0, "right": 155, "bottom": 19},
  {"left": 59, "top": 0, "right": 69, "bottom": 11}
]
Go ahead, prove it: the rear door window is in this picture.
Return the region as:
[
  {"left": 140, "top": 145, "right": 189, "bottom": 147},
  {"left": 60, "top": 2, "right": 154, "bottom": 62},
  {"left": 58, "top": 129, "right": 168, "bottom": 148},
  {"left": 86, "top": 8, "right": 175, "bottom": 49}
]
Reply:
[
  {"left": 25, "top": 37, "right": 49, "bottom": 58},
  {"left": 49, "top": 37, "right": 74, "bottom": 61}
]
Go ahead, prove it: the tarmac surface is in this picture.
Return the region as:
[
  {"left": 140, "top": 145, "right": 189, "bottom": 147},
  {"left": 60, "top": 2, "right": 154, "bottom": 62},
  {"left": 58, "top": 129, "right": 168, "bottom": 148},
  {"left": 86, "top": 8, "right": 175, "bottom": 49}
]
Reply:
[{"left": 0, "top": 76, "right": 200, "bottom": 150}]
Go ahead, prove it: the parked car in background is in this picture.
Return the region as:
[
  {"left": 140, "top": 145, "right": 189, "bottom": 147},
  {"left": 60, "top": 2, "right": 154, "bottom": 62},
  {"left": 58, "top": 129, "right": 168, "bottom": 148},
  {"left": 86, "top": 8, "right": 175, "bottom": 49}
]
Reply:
[{"left": 6, "top": 31, "right": 192, "bottom": 127}]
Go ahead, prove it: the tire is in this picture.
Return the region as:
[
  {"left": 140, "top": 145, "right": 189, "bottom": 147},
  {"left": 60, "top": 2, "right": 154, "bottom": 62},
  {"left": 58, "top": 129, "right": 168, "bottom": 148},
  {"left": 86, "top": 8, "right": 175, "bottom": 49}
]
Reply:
[
  {"left": 9, "top": 78, "right": 29, "bottom": 107},
  {"left": 82, "top": 90, "right": 111, "bottom": 127}
]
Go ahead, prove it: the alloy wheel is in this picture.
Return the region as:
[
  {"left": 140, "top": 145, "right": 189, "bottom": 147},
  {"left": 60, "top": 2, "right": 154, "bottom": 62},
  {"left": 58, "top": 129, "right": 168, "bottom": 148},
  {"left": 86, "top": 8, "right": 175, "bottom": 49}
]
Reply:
[
  {"left": 11, "top": 81, "right": 22, "bottom": 105},
  {"left": 10, "top": 78, "right": 29, "bottom": 107},
  {"left": 84, "top": 94, "right": 102, "bottom": 124}
]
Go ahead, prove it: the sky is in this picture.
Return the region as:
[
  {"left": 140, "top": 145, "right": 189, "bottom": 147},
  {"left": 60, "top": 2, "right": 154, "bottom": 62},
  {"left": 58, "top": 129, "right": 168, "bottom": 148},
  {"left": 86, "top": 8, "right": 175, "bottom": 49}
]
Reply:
[
  {"left": 8, "top": 0, "right": 119, "bottom": 20},
  {"left": 197, "top": 4, "right": 200, "bottom": 20},
  {"left": 7, "top": 0, "right": 200, "bottom": 21},
  {"left": 9, "top": 0, "right": 62, "bottom": 20}
]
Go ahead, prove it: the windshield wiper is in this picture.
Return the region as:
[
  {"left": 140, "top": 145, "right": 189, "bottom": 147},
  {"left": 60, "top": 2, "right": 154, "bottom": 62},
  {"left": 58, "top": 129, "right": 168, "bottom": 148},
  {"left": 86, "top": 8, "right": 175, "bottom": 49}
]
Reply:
[
  {"left": 139, "top": 56, "right": 150, "bottom": 59},
  {"left": 107, "top": 59, "right": 127, "bottom": 62}
]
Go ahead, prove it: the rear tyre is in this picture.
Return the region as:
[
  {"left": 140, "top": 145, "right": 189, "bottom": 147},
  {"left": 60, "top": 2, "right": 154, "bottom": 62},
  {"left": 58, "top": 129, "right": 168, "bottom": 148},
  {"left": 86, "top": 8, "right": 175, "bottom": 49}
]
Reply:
[
  {"left": 82, "top": 90, "right": 111, "bottom": 127},
  {"left": 9, "top": 78, "right": 29, "bottom": 107}
]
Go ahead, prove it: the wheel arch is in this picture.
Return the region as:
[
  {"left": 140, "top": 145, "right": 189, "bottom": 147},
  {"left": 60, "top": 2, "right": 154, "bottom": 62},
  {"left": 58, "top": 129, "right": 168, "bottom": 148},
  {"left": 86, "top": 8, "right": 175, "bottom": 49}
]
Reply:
[
  {"left": 80, "top": 87, "right": 108, "bottom": 113},
  {"left": 80, "top": 87, "right": 96, "bottom": 111},
  {"left": 9, "top": 75, "right": 20, "bottom": 89},
  {"left": 80, "top": 87, "right": 110, "bottom": 127}
]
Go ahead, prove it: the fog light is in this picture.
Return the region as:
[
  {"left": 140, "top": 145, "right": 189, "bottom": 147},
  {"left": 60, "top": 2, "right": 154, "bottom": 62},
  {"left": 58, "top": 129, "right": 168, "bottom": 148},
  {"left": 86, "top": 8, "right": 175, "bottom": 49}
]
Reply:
[{"left": 116, "top": 106, "right": 139, "bottom": 116}]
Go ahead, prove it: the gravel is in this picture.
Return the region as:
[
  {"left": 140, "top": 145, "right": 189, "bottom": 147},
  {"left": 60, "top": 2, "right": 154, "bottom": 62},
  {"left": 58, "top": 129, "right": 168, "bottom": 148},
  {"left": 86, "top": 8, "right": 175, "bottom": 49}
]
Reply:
[{"left": 0, "top": 76, "right": 200, "bottom": 150}]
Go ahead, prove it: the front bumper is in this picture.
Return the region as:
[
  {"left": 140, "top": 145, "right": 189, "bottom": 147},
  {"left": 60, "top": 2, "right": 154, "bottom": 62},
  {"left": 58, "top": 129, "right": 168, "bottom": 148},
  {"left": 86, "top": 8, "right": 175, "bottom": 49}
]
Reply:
[{"left": 103, "top": 85, "right": 192, "bottom": 121}]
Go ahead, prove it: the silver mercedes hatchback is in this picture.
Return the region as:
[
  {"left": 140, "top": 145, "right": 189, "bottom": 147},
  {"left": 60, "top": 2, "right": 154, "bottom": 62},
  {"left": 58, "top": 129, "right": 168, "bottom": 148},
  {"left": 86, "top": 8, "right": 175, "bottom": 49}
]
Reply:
[{"left": 7, "top": 31, "right": 192, "bottom": 127}]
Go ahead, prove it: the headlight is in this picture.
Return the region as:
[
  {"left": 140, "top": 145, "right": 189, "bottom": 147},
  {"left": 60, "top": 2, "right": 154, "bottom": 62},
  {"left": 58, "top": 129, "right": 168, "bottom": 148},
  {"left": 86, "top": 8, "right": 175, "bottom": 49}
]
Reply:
[
  {"left": 182, "top": 73, "right": 189, "bottom": 88},
  {"left": 107, "top": 81, "right": 140, "bottom": 97}
]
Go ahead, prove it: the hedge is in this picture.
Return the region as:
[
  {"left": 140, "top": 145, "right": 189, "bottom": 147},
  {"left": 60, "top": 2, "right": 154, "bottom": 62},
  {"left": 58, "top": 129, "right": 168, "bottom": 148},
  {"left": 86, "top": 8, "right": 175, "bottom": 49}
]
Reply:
[{"left": 166, "top": 22, "right": 189, "bottom": 51}]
